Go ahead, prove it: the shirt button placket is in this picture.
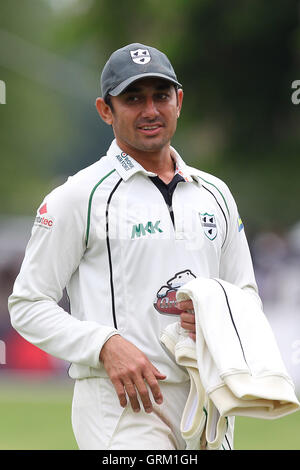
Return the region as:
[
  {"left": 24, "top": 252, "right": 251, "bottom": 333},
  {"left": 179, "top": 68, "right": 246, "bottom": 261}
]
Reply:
[{"left": 173, "top": 189, "right": 185, "bottom": 240}]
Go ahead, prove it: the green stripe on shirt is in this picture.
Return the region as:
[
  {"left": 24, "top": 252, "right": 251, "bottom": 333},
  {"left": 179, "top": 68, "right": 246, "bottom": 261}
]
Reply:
[
  {"left": 198, "top": 176, "right": 230, "bottom": 217},
  {"left": 85, "top": 169, "right": 116, "bottom": 246}
]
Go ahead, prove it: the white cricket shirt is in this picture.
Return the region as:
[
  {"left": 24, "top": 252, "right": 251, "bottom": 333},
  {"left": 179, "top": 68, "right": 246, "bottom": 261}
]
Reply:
[{"left": 8, "top": 139, "right": 261, "bottom": 382}]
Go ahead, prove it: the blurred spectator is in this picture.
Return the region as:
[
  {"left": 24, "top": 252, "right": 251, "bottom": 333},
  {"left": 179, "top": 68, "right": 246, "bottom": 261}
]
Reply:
[
  {"left": 0, "top": 216, "right": 69, "bottom": 375},
  {"left": 251, "top": 224, "right": 300, "bottom": 392},
  {"left": 251, "top": 231, "right": 289, "bottom": 304}
]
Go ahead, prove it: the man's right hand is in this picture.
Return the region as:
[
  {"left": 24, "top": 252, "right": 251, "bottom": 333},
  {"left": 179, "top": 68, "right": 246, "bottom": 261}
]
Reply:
[{"left": 99, "top": 335, "right": 166, "bottom": 413}]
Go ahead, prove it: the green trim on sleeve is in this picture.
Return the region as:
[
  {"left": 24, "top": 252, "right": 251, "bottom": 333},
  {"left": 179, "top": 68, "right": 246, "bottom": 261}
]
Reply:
[
  {"left": 85, "top": 169, "right": 116, "bottom": 247},
  {"left": 198, "top": 176, "right": 230, "bottom": 217}
]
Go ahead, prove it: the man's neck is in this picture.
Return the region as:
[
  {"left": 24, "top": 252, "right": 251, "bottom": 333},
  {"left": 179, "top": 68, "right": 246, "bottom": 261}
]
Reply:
[
  {"left": 116, "top": 140, "right": 176, "bottom": 184},
  {"left": 137, "top": 153, "right": 175, "bottom": 184}
]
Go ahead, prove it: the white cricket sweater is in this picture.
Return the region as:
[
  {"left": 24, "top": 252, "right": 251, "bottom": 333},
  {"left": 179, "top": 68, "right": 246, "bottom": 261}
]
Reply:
[
  {"left": 161, "top": 277, "right": 300, "bottom": 449},
  {"left": 8, "top": 139, "right": 261, "bottom": 382}
]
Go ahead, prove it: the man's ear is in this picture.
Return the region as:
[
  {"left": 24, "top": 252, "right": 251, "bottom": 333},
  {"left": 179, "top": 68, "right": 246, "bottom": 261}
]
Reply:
[
  {"left": 95, "top": 97, "right": 113, "bottom": 125},
  {"left": 177, "top": 88, "right": 183, "bottom": 118}
]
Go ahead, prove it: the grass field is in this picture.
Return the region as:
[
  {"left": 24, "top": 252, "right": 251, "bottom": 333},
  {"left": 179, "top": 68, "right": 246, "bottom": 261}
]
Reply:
[
  {"left": 0, "top": 375, "right": 299, "bottom": 450},
  {"left": 0, "top": 375, "right": 78, "bottom": 450}
]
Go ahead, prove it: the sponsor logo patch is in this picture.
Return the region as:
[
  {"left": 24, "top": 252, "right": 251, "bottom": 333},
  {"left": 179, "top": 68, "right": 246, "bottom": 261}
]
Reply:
[
  {"left": 115, "top": 152, "right": 134, "bottom": 171},
  {"left": 154, "top": 269, "right": 196, "bottom": 315},
  {"left": 131, "top": 220, "right": 163, "bottom": 239},
  {"left": 34, "top": 203, "right": 54, "bottom": 230},
  {"left": 39, "top": 203, "right": 47, "bottom": 215}
]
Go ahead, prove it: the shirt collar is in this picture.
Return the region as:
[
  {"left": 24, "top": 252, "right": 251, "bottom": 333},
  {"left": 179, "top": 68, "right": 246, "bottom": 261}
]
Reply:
[
  {"left": 170, "top": 146, "right": 199, "bottom": 183},
  {"left": 107, "top": 139, "right": 200, "bottom": 183}
]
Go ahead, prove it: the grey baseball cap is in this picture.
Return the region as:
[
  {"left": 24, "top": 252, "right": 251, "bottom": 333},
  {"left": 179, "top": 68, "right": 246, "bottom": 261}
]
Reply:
[{"left": 101, "top": 43, "right": 182, "bottom": 99}]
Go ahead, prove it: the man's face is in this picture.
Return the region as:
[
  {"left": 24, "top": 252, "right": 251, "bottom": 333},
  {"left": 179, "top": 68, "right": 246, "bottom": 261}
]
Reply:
[{"left": 106, "top": 78, "right": 183, "bottom": 156}]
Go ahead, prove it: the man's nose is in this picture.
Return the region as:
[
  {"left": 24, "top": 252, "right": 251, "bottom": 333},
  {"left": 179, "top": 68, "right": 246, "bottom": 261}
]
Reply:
[{"left": 141, "top": 97, "right": 159, "bottom": 119}]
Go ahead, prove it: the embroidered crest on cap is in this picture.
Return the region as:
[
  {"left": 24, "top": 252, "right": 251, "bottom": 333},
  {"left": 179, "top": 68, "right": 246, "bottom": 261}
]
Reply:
[{"left": 130, "top": 49, "right": 151, "bottom": 65}]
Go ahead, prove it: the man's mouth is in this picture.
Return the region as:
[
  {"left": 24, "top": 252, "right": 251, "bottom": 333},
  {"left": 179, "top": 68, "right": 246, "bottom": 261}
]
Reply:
[{"left": 137, "top": 123, "right": 163, "bottom": 135}]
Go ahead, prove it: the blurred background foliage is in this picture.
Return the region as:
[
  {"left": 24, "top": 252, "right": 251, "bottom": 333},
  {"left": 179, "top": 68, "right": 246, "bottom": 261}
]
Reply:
[
  {"left": 1, "top": 0, "right": 300, "bottom": 451},
  {"left": 0, "top": 0, "right": 299, "bottom": 235}
]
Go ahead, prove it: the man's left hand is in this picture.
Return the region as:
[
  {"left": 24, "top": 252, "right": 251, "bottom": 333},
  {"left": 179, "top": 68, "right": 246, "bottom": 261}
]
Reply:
[{"left": 176, "top": 300, "right": 196, "bottom": 341}]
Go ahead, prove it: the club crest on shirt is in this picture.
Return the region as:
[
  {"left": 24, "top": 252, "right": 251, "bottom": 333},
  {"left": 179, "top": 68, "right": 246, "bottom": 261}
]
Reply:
[
  {"left": 153, "top": 269, "right": 196, "bottom": 315},
  {"left": 200, "top": 212, "right": 217, "bottom": 240}
]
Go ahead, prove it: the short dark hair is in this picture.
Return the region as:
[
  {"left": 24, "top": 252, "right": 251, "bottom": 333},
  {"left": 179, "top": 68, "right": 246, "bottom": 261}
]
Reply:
[{"left": 104, "top": 94, "right": 114, "bottom": 111}]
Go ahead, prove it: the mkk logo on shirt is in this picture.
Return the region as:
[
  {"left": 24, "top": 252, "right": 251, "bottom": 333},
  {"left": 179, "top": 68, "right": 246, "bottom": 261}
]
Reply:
[{"left": 131, "top": 220, "right": 163, "bottom": 239}]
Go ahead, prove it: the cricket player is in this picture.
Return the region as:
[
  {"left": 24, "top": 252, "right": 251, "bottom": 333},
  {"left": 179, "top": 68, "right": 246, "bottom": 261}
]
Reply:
[{"left": 8, "top": 43, "right": 261, "bottom": 450}]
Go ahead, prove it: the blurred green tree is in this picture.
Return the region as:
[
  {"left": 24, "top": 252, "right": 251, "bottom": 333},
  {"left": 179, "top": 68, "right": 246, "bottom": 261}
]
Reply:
[{"left": 0, "top": 0, "right": 299, "bottom": 232}]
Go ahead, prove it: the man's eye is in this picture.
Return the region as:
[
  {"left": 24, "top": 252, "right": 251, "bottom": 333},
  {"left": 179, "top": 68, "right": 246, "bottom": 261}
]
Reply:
[
  {"left": 126, "top": 95, "right": 139, "bottom": 102},
  {"left": 157, "top": 93, "right": 169, "bottom": 100}
]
